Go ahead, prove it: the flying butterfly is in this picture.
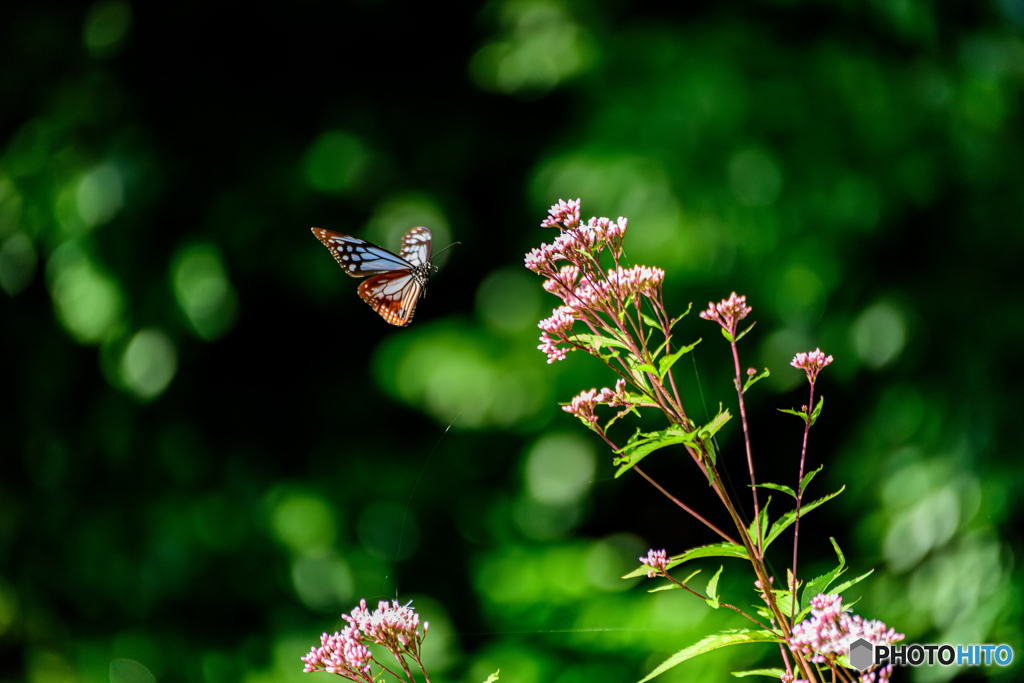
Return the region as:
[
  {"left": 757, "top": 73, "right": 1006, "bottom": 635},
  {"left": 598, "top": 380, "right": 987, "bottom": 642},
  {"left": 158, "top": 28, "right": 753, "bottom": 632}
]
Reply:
[{"left": 311, "top": 226, "right": 434, "bottom": 327}]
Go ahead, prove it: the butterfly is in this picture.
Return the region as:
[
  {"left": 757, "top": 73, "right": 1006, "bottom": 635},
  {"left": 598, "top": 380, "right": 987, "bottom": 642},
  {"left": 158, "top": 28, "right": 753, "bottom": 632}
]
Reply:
[{"left": 311, "top": 226, "right": 433, "bottom": 327}]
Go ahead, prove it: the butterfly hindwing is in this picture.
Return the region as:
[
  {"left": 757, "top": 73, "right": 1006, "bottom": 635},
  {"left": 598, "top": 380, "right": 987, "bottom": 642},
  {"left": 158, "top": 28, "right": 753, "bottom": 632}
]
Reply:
[
  {"left": 311, "top": 226, "right": 433, "bottom": 327},
  {"left": 358, "top": 271, "right": 424, "bottom": 327}
]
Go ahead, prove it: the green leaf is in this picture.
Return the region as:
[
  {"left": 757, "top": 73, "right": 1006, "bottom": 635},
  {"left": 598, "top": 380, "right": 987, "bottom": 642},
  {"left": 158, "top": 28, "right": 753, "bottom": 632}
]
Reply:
[
  {"left": 568, "top": 332, "right": 631, "bottom": 352},
  {"left": 829, "top": 569, "right": 874, "bottom": 597},
  {"left": 734, "top": 320, "right": 757, "bottom": 342},
  {"left": 646, "top": 568, "right": 702, "bottom": 592},
  {"left": 742, "top": 367, "right": 770, "bottom": 394},
  {"left": 772, "top": 588, "right": 798, "bottom": 617},
  {"left": 641, "top": 312, "right": 662, "bottom": 329},
  {"left": 667, "top": 303, "right": 692, "bottom": 332},
  {"left": 613, "top": 426, "right": 698, "bottom": 477},
  {"left": 798, "top": 465, "right": 823, "bottom": 495},
  {"left": 705, "top": 565, "right": 723, "bottom": 609},
  {"left": 731, "top": 668, "right": 786, "bottom": 679},
  {"left": 658, "top": 339, "right": 701, "bottom": 379},
  {"left": 637, "top": 630, "right": 781, "bottom": 683},
  {"left": 757, "top": 482, "right": 796, "bottom": 499},
  {"left": 647, "top": 584, "right": 677, "bottom": 593},
  {"left": 777, "top": 407, "right": 808, "bottom": 424},
  {"left": 747, "top": 496, "right": 771, "bottom": 547},
  {"left": 800, "top": 538, "right": 846, "bottom": 611},
  {"left": 763, "top": 487, "right": 845, "bottom": 550},
  {"left": 720, "top": 327, "right": 735, "bottom": 343},
  {"left": 624, "top": 355, "right": 658, "bottom": 386},
  {"left": 698, "top": 405, "right": 732, "bottom": 441},
  {"left": 808, "top": 395, "right": 824, "bottom": 427},
  {"left": 603, "top": 403, "right": 642, "bottom": 432},
  {"left": 481, "top": 672, "right": 500, "bottom": 683},
  {"left": 622, "top": 542, "right": 748, "bottom": 579}
]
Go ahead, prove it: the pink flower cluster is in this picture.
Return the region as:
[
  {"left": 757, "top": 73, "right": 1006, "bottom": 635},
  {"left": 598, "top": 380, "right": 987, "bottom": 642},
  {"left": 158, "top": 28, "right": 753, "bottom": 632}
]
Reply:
[
  {"left": 540, "top": 198, "right": 581, "bottom": 229},
  {"left": 524, "top": 215, "right": 629, "bottom": 278},
  {"left": 784, "top": 665, "right": 892, "bottom": 683},
  {"left": 527, "top": 200, "right": 666, "bottom": 364},
  {"left": 857, "top": 665, "right": 894, "bottom": 683},
  {"left": 699, "top": 292, "right": 752, "bottom": 339},
  {"left": 301, "top": 599, "right": 428, "bottom": 680},
  {"left": 346, "top": 598, "right": 427, "bottom": 654},
  {"left": 301, "top": 626, "right": 373, "bottom": 678},
  {"left": 562, "top": 379, "right": 632, "bottom": 424},
  {"left": 789, "top": 594, "right": 903, "bottom": 665},
  {"left": 639, "top": 548, "right": 669, "bottom": 577},
  {"left": 790, "top": 348, "right": 833, "bottom": 384}
]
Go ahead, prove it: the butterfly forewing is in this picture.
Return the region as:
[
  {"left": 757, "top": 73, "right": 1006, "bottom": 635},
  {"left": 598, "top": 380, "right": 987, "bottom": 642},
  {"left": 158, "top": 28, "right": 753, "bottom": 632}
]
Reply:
[
  {"left": 311, "top": 228, "right": 413, "bottom": 277},
  {"left": 399, "top": 226, "right": 432, "bottom": 267},
  {"left": 311, "top": 226, "right": 433, "bottom": 327}
]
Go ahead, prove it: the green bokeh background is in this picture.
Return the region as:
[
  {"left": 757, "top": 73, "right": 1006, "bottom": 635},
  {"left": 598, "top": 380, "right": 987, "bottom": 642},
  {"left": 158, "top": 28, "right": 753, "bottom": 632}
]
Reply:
[{"left": 2, "top": 2, "right": 1022, "bottom": 682}]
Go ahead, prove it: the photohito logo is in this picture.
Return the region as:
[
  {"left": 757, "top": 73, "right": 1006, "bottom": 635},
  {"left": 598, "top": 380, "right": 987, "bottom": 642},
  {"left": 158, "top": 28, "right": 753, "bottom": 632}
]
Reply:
[{"left": 847, "top": 638, "right": 1014, "bottom": 671}]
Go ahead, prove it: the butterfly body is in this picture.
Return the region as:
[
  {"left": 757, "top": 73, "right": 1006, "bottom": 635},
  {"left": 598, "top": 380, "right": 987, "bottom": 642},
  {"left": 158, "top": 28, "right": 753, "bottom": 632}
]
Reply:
[{"left": 312, "top": 226, "right": 432, "bottom": 327}]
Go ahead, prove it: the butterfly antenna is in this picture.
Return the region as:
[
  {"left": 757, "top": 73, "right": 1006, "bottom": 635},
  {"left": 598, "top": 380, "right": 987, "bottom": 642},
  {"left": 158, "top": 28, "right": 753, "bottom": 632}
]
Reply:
[{"left": 432, "top": 241, "right": 462, "bottom": 259}]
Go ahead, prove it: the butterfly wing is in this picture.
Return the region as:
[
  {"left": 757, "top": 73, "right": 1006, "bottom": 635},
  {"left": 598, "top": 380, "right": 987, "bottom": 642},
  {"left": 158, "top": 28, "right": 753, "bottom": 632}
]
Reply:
[
  {"left": 357, "top": 270, "right": 424, "bottom": 327},
  {"left": 399, "top": 226, "right": 432, "bottom": 268},
  {"left": 311, "top": 228, "right": 413, "bottom": 277}
]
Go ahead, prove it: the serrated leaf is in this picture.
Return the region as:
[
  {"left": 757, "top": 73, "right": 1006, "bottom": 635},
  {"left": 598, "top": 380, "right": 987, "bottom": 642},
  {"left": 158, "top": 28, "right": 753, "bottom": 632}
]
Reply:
[
  {"left": 757, "top": 482, "right": 796, "bottom": 499},
  {"left": 603, "top": 403, "right": 642, "bottom": 432},
  {"left": 637, "top": 630, "right": 781, "bottom": 683},
  {"left": 705, "top": 565, "right": 724, "bottom": 609},
  {"left": 763, "top": 487, "right": 845, "bottom": 550},
  {"left": 772, "top": 588, "right": 798, "bottom": 617},
  {"left": 742, "top": 367, "right": 770, "bottom": 394},
  {"left": 809, "top": 395, "right": 824, "bottom": 427},
  {"left": 698, "top": 406, "right": 732, "bottom": 441},
  {"left": 672, "top": 302, "right": 693, "bottom": 325},
  {"left": 681, "top": 568, "right": 702, "bottom": 585},
  {"left": 734, "top": 320, "right": 757, "bottom": 342},
  {"left": 623, "top": 542, "right": 748, "bottom": 579},
  {"left": 829, "top": 569, "right": 874, "bottom": 598},
  {"left": 666, "top": 303, "right": 692, "bottom": 332},
  {"left": 799, "top": 465, "right": 823, "bottom": 495},
  {"left": 777, "top": 407, "right": 808, "bottom": 424},
  {"left": 646, "top": 568, "right": 702, "bottom": 592},
  {"left": 747, "top": 496, "right": 771, "bottom": 547},
  {"left": 731, "top": 668, "right": 786, "bottom": 679},
  {"left": 800, "top": 538, "right": 846, "bottom": 610},
  {"left": 658, "top": 339, "right": 701, "bottom": 379},
  {"left": 613, "top": 426, "right": 697, "bottom": 477},
  {"left": 569, "top": 332, "right": 631, "bottom": 351},
  {"left": 647, "top": 583, "right": 680, "bottom": 593}
]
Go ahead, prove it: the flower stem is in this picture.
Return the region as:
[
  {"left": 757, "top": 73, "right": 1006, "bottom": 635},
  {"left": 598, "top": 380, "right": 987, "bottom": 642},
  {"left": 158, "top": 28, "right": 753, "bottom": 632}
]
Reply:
[
  {"left": 790, "top": 380, "right": 815, "bottom": 627},
  {"left": 632, "top": 465, "right": 740, "bottom": 546},
  {"left": 730, "top": 340, "right": 762, "bottom": 558}
]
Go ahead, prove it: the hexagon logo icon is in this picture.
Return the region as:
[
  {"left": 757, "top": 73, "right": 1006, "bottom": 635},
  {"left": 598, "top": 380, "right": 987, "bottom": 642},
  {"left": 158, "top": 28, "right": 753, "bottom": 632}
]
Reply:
[{"left": 849, "top": 638, "right": 874, "bottom": 671}]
